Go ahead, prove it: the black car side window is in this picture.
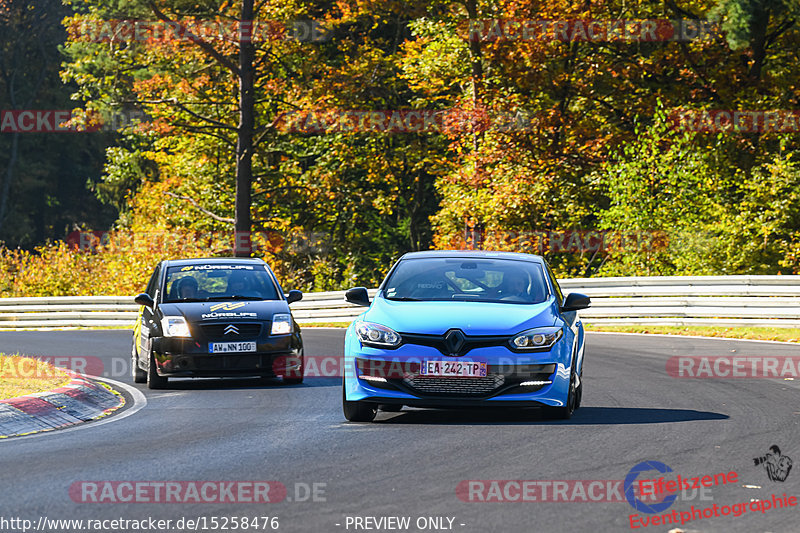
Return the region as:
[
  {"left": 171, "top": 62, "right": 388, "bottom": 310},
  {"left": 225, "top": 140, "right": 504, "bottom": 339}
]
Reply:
[{"left": 544, "top": 262, "right": 564, "bottom": 306}]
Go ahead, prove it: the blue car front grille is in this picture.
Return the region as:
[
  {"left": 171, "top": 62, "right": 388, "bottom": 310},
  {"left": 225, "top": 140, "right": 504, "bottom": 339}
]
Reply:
[
  {"left": 400, "top": 332, "right": 508, "bottom": 357},
  {"left": 402, "top": 374, "right": 505, "bottom": 396}
]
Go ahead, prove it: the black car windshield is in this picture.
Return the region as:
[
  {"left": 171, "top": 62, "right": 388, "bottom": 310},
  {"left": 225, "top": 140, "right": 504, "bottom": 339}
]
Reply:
[
  {"left": 163, "top": 264, "right": 280, "bottom": 302},
  {"left": 382, "top": 257, "right": 550, "bottom": 304}
]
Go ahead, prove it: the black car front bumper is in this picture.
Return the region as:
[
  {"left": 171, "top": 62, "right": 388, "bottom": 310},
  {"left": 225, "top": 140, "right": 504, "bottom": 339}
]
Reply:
[{"left": 151, "top": 335, "right": 302, "bottom": 378}]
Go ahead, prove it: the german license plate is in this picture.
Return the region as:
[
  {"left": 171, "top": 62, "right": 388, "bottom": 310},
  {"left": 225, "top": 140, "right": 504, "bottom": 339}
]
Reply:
[
  {"left": 209, "top": 341, "right": 257, "bottom": 353},
  {"left": 420, "top": 360, "right": 487, "bottom": 377}
]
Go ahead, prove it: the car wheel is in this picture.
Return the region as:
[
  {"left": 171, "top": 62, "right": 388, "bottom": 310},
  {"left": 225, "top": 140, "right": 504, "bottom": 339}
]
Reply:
[
  {"left": 146, "top": 350, "right": 168, "bottom": 389},
  {"left": 575, "top": 369, "right": 583, "bottom": 410},
  {"left": 342, "top": 380, "right": 377, "bottom": 422},
  {"left": 548, "top": 363, "right": 577, "bottom": 420},
  {"left": 379, "top": 404, "right": 403, "bottom": 412},
  {"left": 131, "top": 341, "right": 146, "bottom": 383}
]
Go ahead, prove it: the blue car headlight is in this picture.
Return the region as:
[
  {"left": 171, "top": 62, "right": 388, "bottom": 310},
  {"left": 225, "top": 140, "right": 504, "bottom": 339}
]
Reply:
[
  {"left": 510, "top": 326, "right": 563, "bottom": 350},
  {"left": 354, "top": 320, "right": 401, "bottom": 348}
]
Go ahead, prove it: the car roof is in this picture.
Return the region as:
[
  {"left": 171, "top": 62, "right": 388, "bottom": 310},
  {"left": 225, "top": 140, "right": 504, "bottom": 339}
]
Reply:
[
  {"left": 161, "top": 257, "right": 267, "bottom": 267},
  {"left": 398, "top": 250, "right": 545, "bottom": 264}
]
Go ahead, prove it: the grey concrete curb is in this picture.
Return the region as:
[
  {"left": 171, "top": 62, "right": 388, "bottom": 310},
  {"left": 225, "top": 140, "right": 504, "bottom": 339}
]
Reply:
[{"left": 0, "top": 371, "right": 124, "bottom": 439}]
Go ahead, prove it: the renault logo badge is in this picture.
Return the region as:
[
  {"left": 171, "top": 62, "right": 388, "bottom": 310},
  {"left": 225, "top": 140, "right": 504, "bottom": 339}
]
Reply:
[{"left": 443, "top": 329, "right": 466, "bottom": 356}]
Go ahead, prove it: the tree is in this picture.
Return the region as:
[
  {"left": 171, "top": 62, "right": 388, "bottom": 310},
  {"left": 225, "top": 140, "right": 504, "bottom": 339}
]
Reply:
[
  {"left": 63, "top": 0, "right": 286, "bottom": 256},
  {"left": 0, "top": 0, "right": 114, "bottom": 247},
  {"left": 594, "top": 105, "right": 725, "bottom": 275},
  {"left": 62, "top": 0, "right": 446, "bottom": 288},
  {"left": 710, "top": 0, "right": 799, "bottom": 81}
]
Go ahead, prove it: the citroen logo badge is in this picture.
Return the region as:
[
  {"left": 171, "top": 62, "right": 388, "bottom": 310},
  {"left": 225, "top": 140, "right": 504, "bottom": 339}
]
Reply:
[
  {"left": 224, "top": 324, "right": 239, "bottom": 335},
  {"left": 444, "top": 329, "right": 466, "bottom": 356}
]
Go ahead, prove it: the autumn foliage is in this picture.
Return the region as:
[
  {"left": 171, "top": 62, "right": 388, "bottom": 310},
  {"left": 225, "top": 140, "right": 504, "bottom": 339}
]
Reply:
[{"left": 2, "top": 0, "right": 800, "bottom": 296}]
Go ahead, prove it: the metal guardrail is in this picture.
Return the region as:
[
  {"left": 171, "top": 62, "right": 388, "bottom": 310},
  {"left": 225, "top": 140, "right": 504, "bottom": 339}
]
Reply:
[{"left": 1, "top": 276, "right": 800, "bottom": 329}]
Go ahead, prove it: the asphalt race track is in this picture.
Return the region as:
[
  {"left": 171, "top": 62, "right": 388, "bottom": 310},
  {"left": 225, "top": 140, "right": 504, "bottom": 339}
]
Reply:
[{"left": 0, "top": 329, "right": 798, "bottom": 533}]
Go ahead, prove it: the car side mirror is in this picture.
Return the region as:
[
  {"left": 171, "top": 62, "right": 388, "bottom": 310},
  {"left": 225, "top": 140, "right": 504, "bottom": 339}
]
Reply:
[
  {"left": 134, "top": 293, "right": 155, "bottom": 308},
  {"left": 561, "top": 292, "right": 590, "bottom": 312},
  {"left": 286, "top": 290, "right": 303, "bottom": 304},
  {"left": 345, "top": 287, "right": 370, "bottom": 307}
]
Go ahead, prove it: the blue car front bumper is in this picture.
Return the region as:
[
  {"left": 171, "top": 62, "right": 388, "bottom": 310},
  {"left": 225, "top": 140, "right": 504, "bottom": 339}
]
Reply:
[{"left": 344, "top": 325, "right": 580, "bottom": 408}]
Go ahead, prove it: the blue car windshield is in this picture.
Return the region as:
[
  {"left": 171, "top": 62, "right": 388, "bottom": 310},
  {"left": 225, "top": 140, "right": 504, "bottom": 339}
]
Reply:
[
  {"left": 382, "top": 258, "right": 550, "bottom": 304},
  {"left": 163, "top": 264, "right": 279, "bottom": 302}
]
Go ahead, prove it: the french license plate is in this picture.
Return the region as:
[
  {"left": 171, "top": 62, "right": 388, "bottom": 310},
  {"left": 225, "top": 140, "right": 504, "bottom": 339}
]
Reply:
[
  {"left": 420, "top": 360, "right": 487, "bottom": 377},
  {"left": 209, "top": 341, "right": 257, "bottom": 353}
]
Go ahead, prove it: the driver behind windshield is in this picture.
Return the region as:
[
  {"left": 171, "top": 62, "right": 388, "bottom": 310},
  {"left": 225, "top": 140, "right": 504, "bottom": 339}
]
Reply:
[
  {"left": 227, "top": 271, "right": 260, "bottom": 298},
  {"left": 177, "top": 276, "right": 198, "bottom": 299},
  {"left": 501, "top": 270, "right": 529, "bottom": 301}
]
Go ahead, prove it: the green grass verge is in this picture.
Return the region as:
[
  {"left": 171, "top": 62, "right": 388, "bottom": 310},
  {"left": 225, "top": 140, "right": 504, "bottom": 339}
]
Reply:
[
  {"left": 301, "top": 322, "right": 352, "bottom": 328},
  {"left": 584, "top": 324, "right": 800, "bottom": 343},
  {"left": 0, "top": 354, "right": 72, "bottom": 400}
]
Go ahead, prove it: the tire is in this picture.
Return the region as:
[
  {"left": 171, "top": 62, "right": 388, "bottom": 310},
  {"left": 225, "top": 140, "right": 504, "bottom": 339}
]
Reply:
[
  {"left": 342, "top": 380, "right": 377, "bottom": 422},
  {"left": 574, "top": 369, "right": 583, "bottom": 410},
  {"left": 147, "top": 350, "right": 168, "bottom": 389},
  {"left": 548, "top": 362, "right": 577, "bottom": 420},
  {"left": 379, "top": 404, "right": 403, "bottom": 412},
  {"left": 131, "top": 341, "right": 146, "bottom": 383}
]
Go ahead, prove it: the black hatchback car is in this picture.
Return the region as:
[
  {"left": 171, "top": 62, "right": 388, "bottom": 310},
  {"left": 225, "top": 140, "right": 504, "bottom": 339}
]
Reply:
[{"left": 131, "top": 258, "right": 304, "bottom": 389}]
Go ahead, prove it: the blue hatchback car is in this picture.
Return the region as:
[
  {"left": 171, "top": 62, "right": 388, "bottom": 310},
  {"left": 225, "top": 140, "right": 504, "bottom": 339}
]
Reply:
[{"left": 342, "top": 250, "right": 590, "bottom": 422}]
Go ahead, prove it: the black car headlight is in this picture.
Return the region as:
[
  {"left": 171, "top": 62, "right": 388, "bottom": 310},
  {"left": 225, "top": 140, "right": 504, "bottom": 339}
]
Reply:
[
  {"left": 510, "top": 326, "right": 563, "bottom": 350},
  {"left": 354, "top": 320, "right": 401, "bottom": 348},
  {"left": 271, "top": 313, "right": 292, "bottom": 335},
  {"left": 161, "top": 316, "right": 191, "bottom": 337}
]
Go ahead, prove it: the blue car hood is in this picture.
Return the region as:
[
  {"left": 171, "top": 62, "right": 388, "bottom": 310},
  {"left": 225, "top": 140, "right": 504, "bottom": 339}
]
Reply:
[{"left": 364, "top": 297, "right": 557, "bottom": 336}]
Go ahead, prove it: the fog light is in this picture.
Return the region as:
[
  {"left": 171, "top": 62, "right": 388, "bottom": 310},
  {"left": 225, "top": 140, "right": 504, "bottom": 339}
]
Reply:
[{"left": 359, "top": 375, "right": 387, "bottom": 383}]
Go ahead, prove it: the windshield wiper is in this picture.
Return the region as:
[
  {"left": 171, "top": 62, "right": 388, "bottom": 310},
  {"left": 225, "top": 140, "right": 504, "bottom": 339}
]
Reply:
[{"left": 384, "top": 296, "right": 423, "bottom": 301}]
